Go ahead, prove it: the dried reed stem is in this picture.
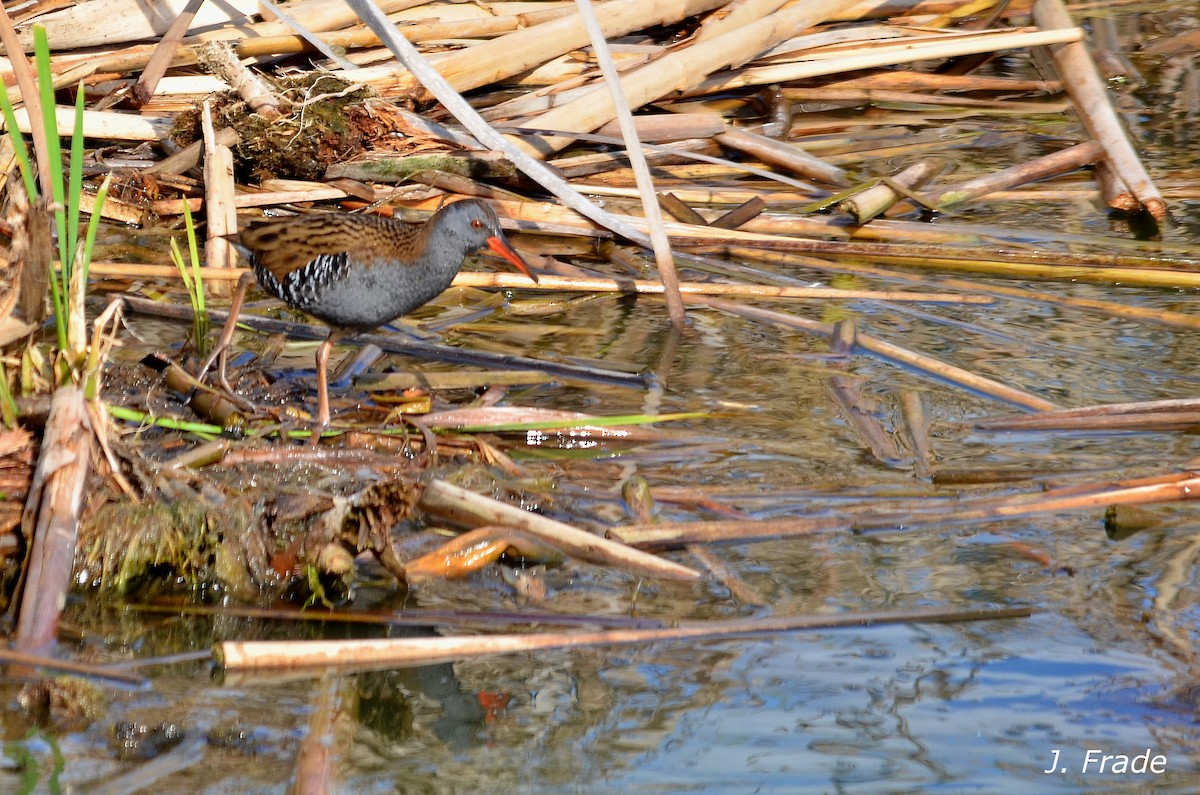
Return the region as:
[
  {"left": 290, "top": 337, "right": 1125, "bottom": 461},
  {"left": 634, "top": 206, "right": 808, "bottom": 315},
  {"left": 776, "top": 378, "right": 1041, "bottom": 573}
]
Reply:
[{"left": 1032, "top": 0, "right": 1166, "bottom": 220}]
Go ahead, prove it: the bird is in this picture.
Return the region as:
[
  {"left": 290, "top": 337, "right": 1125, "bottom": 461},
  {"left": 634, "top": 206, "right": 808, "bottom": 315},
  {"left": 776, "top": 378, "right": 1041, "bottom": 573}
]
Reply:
[{"left": 196, "top": 199, "right": 537, "bottom": 428}]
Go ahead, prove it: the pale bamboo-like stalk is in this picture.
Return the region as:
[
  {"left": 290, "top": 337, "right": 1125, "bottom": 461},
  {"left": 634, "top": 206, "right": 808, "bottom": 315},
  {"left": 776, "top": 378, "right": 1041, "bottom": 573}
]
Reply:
[
  {"left": 201, "top": 101, "right": 237, "bottom": 296},
  {"left": 694, "top": 0, "right": 791, "bottom": 42},
  {"left": 594, "top": 112, "right": 727, "bottom": 142},
  {"left": 1032, "top": 0, "right": 1165, "bottom": 220},
  {"left": 720, "top": 246, "right": 1200, "bottom": 330},
  {"left": 796, "top": 72, "right": 1059, "bottom": 92},
  {"left": 46, "top": 4, "right": 579, "bottom": 78},
  {"left": 839, "top": 160, "right": 941, "bottom": 222},
  {"left": 82, "top": 261, "right": 993, "bottom": 304},
  {"left": 4, "top": 107, "right": 170, "bottom": 141},
  {"left": 11, "top": 0, "right": 255, "bottom": 50},
  {"left": 515, "top": 0, "right": 862, "bottom": 157},
  {"left": 575, "top": 0, "right": 684, "bottom": 327},
  {"left": 1093, "top": 154, "right": 1139, "bottom": 212},
  {"left": 688, "top": 28, "right": 1082, "bottom": 95},
  {"left": 257, "top": 0, "right": 356, "bottom": 70},
  {"left": 0, "top": 6, "right": 49, "bottom": 185},
  {"left": 431, "top": 0, "right": 729, "bottom": 96},
  {"left": 418, "top": 478, "right": 701, "bottom": 582},
  {"left": 217, "top": 606, "right": 1032, "bottom": 671},
  {"left": 926, "top": 140, "right": 1104, "bottom": 209},
  {"left": 779, "top": 87, "right": 1066, "bottom": 111},
  {"left": 146, "top": 125, "right": 238, "bottom": 176}
]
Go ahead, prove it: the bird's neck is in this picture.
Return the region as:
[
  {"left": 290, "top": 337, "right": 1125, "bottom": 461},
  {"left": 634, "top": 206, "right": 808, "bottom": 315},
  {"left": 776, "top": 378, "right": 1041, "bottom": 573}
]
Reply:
[{"left": 417, "top": 213, "right": 473, "bottom": 278}]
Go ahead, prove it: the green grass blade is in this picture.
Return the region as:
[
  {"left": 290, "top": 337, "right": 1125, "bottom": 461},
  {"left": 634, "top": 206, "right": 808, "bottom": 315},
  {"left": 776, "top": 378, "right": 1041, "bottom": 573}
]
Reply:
[
  {"left": 33, "top": 28, "right": 67, "bottom": 283},
  {"left": 183, "top": 201, "right": 203, "bottom": 314},
  {"left": 79, "top": 172, "right": 110, "bottom": 285},
  {"left": 32, "top": 27, "right": 69, "bottom": 355},
  {"left": 66, "top": 81, "right": 86, "bottom": 274},
  {"left": 0, "top": 85, "right": 37, "bottom": 200},
  {"left": 106, "top": 404, "right": 224, "bottom": 438}
]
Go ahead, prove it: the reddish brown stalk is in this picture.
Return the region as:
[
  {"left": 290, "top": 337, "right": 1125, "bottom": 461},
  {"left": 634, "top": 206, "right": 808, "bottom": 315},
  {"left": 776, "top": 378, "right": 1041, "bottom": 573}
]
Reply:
[
  {"left": 14, "top": 389, "right": 91, "bottom": 651},
  {"left": 926, "top": 140, "right": 1104, "bottom": 209},
  {"left": 612, "top": 471, "right": 1200, "bottom": 548},
  {"left": 130, "top": 0, "right": 205, "bottom": 106},
  {"left": 975, "top": 397, "right": 1200, "bottom": 432}
]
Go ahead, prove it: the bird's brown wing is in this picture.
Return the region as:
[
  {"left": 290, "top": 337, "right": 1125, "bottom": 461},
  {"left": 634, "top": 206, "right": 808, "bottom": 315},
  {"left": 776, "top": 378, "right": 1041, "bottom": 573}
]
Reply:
[{"left": 235, "top": 215, "right": 420, "bottom": 283}]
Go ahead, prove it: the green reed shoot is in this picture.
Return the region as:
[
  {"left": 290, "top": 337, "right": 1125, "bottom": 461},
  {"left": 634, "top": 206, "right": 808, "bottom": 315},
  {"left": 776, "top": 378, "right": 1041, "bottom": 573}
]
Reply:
[
  {"left": 0, "top": 364, "right": 16, "bottom": 428},
  {"left": 0, "top": 26, "right": 114, "bottom": 381},
  {"left": 169, "top": 201, "right": 209, "bottom": 358}
]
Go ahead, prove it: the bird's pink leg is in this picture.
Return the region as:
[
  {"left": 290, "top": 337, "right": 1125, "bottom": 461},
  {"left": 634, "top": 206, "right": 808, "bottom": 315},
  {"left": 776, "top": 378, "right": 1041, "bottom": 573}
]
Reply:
[{"left": 314, "top": 330, "right": 345, "bottom": 431}]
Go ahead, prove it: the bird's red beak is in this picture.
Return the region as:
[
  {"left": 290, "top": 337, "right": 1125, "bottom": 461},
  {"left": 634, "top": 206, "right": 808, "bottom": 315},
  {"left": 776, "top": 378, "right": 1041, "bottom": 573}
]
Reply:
[{"left": 487, "top": 235, "right": 538, "bottom": 283}]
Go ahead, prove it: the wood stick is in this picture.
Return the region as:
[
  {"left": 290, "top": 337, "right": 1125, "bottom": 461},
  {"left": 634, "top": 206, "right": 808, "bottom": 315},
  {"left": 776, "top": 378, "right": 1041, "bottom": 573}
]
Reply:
[
  {"left": 573, "top": 0, "right": 683, "bottom": 327},
  {"left": 12, "top": 0, "right": 256, "bottom": 51},
  {"left": 0, "top": 6, "right": 50, "bottom": 186},
  {"left": 130, "top": 0, "right": 206, "bottom": 107},
  {"left": 793, "top": 72, "right": 1059, "bottom": 93},
  {"left": 657, "top": 192, "right": 708, "bottom": 225},
  {"left": 418, "top": 479, "right": 700, "bottom": 582},
  {"left": 216, "top": 605, "right": 1033, "bottom": 671},
  {"left": 716, "top": 127, "right": 849, "bottom": 186},
  {"left": 719, "top": 246, "right": 1200, "bottom": 331},
  {"left": 193, "top": 40, "right": 288, "bottom": 119},
  {"left": 927, "top": 140, "right": 1103, "bottom": 209},
  {"left": 613, "top": 472, "right": 1200, "bottom": 548},
  {"left": 4, "top": 107, "right": 170, "bottom": 142},
  {"left": 1032, "top": 0, "right": 1165, "bottom": 220},
  {"left": 594, "top": 112, "right": 727, "bottom": 142},
  {"left": 694, "top": 0, "right": 790, "bottom": 43},
  {"left": 146, "top": 125, "right": 238, "bottom": 175},
  {"left": 1093, "top": 157, "right": 1139, "bottom": 213},
  {"left": 975, "top": 397, "right": 1200, "bottom": 431}
]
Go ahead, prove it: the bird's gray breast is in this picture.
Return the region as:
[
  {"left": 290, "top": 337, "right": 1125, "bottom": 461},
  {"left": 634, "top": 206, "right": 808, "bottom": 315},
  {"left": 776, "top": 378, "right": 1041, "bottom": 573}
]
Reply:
[{"left": 261, "top": 252, "right": 458, "bottom": 330}]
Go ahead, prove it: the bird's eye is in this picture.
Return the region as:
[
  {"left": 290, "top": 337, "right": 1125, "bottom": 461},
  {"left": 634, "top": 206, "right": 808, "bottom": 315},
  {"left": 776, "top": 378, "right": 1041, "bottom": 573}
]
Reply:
[{"left": 471, "top": 219, "right": 483, "bottom": 229}]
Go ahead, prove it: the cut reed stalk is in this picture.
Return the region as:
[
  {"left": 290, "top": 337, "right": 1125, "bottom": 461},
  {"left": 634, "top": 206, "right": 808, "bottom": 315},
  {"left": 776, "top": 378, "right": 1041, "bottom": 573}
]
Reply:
[
  {"left": 513, "top": 0, "right": 863, "bottom": 157},
  {"left": 1032, "top": 0, "right": 1165, "bottom": 220},
  {"left": 216, "top": 606, "right": 1032, "bottom": 671}
]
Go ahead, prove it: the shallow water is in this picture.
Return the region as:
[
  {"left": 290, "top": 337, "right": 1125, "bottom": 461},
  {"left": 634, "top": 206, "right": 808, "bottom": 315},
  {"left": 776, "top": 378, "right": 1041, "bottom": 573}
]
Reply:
[{"left": 9, "top": 7, "right": 1200, "bottom": 795}]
